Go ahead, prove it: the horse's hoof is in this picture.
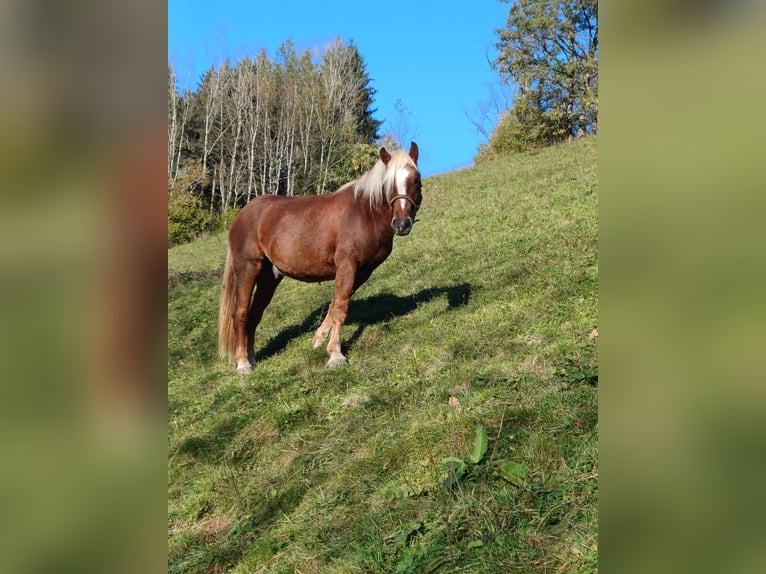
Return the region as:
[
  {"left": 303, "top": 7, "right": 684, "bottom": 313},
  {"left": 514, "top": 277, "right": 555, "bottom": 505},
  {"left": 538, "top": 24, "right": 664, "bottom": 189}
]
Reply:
[
  {"left": 312, "top": 339, "right": 323, "bottom": 349},
  {"left": 236, "top": 363, "right": 252, "bottom": 375},
  {"left": 327, "top": 355, "right": 347, "bottom": 368}
]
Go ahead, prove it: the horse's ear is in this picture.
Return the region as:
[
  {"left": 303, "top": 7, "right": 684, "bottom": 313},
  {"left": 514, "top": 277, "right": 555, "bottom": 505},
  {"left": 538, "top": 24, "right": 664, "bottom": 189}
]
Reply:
[
  {"left": 408, "top": 141, "right": 419, "bottom": 164},
  {"left": 380, "top": 147, "right": 391, "bottom": 165}
]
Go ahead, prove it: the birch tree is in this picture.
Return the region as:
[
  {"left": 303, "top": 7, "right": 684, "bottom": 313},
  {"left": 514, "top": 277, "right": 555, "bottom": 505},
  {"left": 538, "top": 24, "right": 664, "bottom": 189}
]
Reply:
[{"left": 168, "top": 37, "right": 381, "bottom": 225}]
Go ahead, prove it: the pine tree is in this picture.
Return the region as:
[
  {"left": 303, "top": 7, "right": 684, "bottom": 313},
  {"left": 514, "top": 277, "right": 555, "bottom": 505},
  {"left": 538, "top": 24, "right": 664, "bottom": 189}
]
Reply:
[{"left": 343, "top": 40, "right": 381, "bottom": 144}]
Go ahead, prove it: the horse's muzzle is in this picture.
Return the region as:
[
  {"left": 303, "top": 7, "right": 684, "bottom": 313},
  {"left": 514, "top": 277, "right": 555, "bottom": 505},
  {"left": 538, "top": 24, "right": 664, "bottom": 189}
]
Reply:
[{"left": 392, "top": 217, "right": 413, "bottom": 236}]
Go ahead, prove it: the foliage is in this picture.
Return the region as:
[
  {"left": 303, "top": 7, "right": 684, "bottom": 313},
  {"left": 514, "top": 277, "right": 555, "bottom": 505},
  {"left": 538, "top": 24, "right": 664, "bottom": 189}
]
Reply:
[
  {"left": 168, "top": 38, "right": 382, "bottom": 245},
  {"left": 168, "top": 192, "right": 216, "bottom": 248},
  {"left": 491, "top": 0, "right": 598, "bottom": 153},
  {"left": 468, "top": 424, "right": 489, "bottom": 464},
  {"left": 441, "top": 425, "right": 488, "bottom": 490},
  {"left": 168, "top": 137, "right": 598, "bottom": 572},
  {"left": 217, "top": 207, "right": 241, "bottom": 235},
  {"left": 475, "top": 98, "right": 567, "bottom": 164},
  {"left": 324, "top": 141, "right": 380, "bottom": 193},
  {"left": 168, "top": 161, "right": 217, "bottom": 247},
  {"left": 475, "top": 108, "right": 537, "bottom": 163}
]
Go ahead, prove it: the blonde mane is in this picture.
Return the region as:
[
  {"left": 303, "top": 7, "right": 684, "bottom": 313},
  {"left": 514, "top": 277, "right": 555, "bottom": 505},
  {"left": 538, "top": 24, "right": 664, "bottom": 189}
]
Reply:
[{"left": 353, "top": 149, "right": 417, "bottom": 207}]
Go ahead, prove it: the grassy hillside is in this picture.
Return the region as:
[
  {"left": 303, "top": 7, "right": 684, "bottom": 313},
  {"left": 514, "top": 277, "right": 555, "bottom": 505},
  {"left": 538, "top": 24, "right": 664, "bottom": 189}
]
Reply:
[{"left": 168, "top": 137, "right": 598, "bottom": 573}]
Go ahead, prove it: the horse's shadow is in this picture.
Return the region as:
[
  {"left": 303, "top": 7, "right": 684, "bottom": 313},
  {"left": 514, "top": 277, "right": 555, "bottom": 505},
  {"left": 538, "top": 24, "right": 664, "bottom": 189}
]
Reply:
[{"left": 253, "top": 282, "right": 471, "bottom": 364}]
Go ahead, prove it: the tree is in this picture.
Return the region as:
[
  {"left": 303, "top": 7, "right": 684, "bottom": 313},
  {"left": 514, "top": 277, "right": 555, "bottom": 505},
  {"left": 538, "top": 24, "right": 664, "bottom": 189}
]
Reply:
[
  {"left": 166, "top": 38, "right": 383, "bottom": 245},
  {"left": 168, "top": 64, "right": 178, "bottom": 180},
  {"left": 167, "top": 64, "right": 192, "bottom": 184},
  {"left": 313, "top": 38, "right": 380, "bottom": 193},
  {"left": 341, "top": 40, "right": 381, "bottom": 144},
  {"left": 466, "top": 79, "right": 515, "bottom": 144},
  {"left": 493, "top": 0, "right": 597, "bottom": 149}
]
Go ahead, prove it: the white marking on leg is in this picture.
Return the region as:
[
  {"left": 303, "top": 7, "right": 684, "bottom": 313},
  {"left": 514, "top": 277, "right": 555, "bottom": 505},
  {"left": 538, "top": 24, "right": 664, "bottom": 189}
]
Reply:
[
  {"left": 236, "top": 359, "right": 252, "bottom": 375},
  {"left": 327, "top": 353, "right": 347, "bottom": 368},
  {"left": 272, "top": 264, "right": 282, "bottom": 280}
]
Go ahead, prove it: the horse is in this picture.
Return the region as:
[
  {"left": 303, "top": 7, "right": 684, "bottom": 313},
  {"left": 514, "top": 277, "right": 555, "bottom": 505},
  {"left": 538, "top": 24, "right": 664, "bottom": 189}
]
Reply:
[{"left": 218, "top": 142, "right": 422, "bottom": 374}]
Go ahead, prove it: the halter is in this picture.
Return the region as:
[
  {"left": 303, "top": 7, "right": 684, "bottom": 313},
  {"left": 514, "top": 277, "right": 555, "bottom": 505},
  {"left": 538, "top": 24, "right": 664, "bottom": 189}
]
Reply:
[
  {"left": 389, "top": 193, "right": 420, "bottom": 211},
  {"left": 389, "top": 193, "right": 420, "bottom": 231}
]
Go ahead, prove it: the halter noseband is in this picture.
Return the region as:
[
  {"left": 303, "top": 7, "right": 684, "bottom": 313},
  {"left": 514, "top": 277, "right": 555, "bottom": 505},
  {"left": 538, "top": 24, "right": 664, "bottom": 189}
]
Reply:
[{"left": 389, "top": 193, "right": 420, "bottom": 211}]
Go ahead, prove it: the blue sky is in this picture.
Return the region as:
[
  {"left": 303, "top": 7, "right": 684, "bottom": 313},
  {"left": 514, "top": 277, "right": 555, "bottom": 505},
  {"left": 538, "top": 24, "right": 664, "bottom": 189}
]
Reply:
[{"left": 168, "top": 0, "right": 511, "bottom": 177}]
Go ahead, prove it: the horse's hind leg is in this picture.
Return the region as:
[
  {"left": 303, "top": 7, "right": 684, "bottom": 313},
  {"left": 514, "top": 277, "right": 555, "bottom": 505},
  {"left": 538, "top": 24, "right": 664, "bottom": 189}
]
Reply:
[
  {"left": 232, "top": 260, "right": 261, "bottom": 374},
  {"left": 245, "top": 267, "right": 281, "bottom": 366}
]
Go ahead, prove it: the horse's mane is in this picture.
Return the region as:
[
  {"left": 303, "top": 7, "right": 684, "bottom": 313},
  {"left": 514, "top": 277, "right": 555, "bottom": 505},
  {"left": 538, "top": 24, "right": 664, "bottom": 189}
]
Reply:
[{"left": 353, "top": 149, "right": 416, "bottom": 207}]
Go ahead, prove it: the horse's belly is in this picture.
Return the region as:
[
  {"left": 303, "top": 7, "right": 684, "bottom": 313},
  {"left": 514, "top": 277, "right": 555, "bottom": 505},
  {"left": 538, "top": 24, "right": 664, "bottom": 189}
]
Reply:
[
  {"left": 279, "top": 266, "right": 335, "bottom": 283},
  {"left": 257, "top": 211, "right": 338, "bottom": 282},
  {"left": 268, "top": 251, "right": 336, "bottom": 283}
]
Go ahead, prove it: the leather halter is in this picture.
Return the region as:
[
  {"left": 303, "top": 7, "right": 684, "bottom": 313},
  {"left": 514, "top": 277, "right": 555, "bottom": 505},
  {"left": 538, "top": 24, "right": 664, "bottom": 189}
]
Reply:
[{"left": 389, "top": 193, "right": 420, "bottom": 210}]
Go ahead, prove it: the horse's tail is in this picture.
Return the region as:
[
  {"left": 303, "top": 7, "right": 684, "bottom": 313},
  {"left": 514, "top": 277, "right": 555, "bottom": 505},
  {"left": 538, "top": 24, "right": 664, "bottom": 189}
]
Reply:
[{"left": 217, "top": 247, "right": 238, "bottom": 362}]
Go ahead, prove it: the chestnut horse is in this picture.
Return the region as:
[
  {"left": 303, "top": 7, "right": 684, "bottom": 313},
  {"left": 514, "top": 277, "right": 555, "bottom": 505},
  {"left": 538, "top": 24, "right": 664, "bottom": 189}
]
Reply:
[{"left": 218, "top": 142, "right": 422, "bottom": 374}]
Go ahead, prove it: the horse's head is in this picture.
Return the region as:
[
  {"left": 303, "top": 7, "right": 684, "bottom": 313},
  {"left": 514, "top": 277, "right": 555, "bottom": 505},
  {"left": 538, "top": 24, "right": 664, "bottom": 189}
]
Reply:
[{"left": 380, "top": 142, "right": 421, "bottom": 236}]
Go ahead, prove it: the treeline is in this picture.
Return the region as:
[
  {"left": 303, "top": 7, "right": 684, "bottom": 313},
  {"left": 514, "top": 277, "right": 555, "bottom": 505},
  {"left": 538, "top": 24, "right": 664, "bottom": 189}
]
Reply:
[
  {"left": 168, "top": 39, "right": 381, "bottom": 245},
  {"left": 477, "top": 0, "right": 598, "bottom": 161}
]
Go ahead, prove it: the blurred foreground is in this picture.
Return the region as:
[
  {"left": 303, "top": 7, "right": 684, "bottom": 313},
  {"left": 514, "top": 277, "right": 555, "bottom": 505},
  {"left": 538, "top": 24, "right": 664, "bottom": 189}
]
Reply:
[
  {"left": 0, "top": 1, "right": 166, "bottom": 572},
  {"left": 601, "top": 2, "right": 766, "bottom": 573}
]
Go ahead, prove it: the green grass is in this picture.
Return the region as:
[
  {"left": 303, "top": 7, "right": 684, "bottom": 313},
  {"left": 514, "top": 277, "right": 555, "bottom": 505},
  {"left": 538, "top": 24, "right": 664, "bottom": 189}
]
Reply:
[{"left": 168, "top": 137, "right": 598, "bottom": 573}]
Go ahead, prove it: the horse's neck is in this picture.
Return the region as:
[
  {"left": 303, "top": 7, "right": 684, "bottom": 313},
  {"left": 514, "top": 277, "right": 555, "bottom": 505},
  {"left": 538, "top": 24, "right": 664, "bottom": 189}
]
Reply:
[
  {"left": 346, "top": 183, "right": 392, "bottom": 224},
  {"left": 366, "top": 194, "right": 395, "bottom": 228}
]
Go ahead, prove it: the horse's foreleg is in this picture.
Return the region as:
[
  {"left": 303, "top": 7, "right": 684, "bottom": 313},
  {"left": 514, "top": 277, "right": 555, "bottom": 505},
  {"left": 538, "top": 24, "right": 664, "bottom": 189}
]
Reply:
[
  {"left": 325, "top": 300, "right": 350, "bottom": 368},
  {"left": 325, "top": 267, "right": 356, "bottom": 368}
]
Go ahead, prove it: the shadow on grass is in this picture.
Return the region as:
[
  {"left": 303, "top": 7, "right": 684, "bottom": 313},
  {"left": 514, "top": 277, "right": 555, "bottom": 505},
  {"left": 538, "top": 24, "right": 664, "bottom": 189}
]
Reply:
[
  {"left": 253, "top": 282, "right": 471, "bottom": 364},
  {"left": 175, "top": 414, "right": 243, "bottom": 461}
]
